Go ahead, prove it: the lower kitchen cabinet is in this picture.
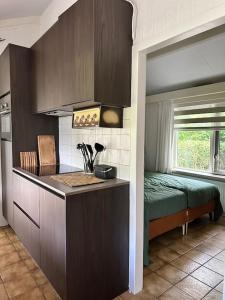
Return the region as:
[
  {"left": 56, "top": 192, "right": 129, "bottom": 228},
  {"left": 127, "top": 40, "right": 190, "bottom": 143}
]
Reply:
[
  {"left": 11, "top": 171, "right": 129, "bottom": 300},
  {"left": 40, "top": 189, "right": 66, "bottom": 298},
  {"left": 13, "top": 204, "right": 40, "bottom": 264}
]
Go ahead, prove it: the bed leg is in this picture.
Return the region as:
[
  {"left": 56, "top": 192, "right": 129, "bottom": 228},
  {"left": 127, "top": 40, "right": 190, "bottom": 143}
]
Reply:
[
  {"left": 209, "top": 212, "right": 214, "bottom": 221},
  {"left": 182, "top": 224, "right": 185, "bottom": 236},
  {"left": 185, "top": 222, "right": 188, "bottom": 235}
]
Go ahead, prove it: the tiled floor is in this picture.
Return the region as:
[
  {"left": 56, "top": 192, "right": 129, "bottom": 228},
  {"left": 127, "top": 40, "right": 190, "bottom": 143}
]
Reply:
[
  {"left": 117, "top": 216, "right": 225, "bottom": 300},
  {"left": 0, "top": 226, "right": 60, "bottom": 300},
  {"left": 1, "top": 217, "right": 225, "bottom": 300}
]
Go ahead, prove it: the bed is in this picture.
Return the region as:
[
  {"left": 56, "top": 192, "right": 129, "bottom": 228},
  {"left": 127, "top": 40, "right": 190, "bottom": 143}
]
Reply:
[{"left": 144, "top": 172, "right": 223, "bottom": 266}]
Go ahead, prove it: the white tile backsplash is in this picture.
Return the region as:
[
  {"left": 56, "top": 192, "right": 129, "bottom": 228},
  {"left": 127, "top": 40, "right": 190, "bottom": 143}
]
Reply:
[{"left": 59, "top": 108, "right": 131, "bottom": 180}]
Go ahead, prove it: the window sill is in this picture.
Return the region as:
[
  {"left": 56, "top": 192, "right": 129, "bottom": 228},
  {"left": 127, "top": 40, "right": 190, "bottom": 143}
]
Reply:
[{"left": 173, "top": 168, "right": 225, "bottom": 183}]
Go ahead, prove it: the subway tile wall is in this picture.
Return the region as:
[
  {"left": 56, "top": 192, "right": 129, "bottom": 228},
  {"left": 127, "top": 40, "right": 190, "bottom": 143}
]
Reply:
[{"left": 59, "top": 108, "right": 131, "bottom": 180}]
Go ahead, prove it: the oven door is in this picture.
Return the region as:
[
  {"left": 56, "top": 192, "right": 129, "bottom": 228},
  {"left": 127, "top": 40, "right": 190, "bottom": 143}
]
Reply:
[{"left": 0, "top": 111, "right": 11, "bottom": 141}]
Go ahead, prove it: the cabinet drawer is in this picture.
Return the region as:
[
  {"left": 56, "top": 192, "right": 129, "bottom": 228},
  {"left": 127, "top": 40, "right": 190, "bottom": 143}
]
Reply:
[
  {"left": 14, "top": 204, "right": 40, "bottom": 264},
  {"left": 13, "top": 173, "right": 40, "bottom": 226}
]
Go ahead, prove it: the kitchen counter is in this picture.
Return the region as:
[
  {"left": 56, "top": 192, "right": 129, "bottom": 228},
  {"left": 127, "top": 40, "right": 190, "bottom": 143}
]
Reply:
[{"left": 13, "top": 167, "right": 129, "bottom": 198}]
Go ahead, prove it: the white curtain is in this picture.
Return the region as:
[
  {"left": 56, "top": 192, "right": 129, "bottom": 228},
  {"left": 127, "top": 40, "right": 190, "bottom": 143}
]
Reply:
[{"left": 145, "top": 101, "right": 174, "bottom": 173}]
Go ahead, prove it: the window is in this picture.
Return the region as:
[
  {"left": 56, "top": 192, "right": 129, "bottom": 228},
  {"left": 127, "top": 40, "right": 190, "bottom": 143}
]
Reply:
[{"left": 173, "top": 102, "right": 225, "bottom": 175}]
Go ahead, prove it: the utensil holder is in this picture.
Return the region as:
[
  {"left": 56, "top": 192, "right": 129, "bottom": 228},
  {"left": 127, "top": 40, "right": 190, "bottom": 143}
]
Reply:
[{"left": 84, "top": 161, "right": 94, "bottom": 175}]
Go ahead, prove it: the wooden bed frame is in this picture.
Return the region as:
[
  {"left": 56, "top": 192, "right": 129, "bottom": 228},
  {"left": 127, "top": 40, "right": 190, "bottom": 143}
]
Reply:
[{"left": 149, "top": 199, "right": 215, "bottom": 240}]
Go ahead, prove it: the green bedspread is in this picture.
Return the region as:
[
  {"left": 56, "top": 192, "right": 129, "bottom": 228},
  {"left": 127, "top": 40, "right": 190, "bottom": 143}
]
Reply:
[{"left": 144, "top": 172, "right": 223, "bottom": 266}]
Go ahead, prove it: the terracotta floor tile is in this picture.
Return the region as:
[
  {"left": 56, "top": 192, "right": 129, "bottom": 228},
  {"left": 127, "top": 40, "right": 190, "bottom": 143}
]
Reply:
[
  {"left": 156, "top": 235, "right": 173, "bottom": 246},
  {"left": 119, "top": 290, "right": 156, "bottom": 300},
  {"left": 170, "top": 256, "right": 200, "bottom": 274},
  {"left": 11, "top": 287, "right": 45, "bottom": 300},
  {"left": 0, "top": 244, "right": 16, "bottom": 257},
  {"left": 148, "top": 255, "right": 166, "bottom": 271},
  {"left": 23, "top": 258, "right": 38, "bottom": 271},
  {"left": 0, "top": 283, "right": 9, "bottom": 300},
  {"left": 12, "top": 241, "right": 26, "bottom": 252},
  {"left": 0, "top": 231, "right": 7, "bottom": 239},
  {"left": 195, "top": 243, "right": 222, "bottom": 256},
  {"left": 159, "top": 286, "right": 194, "bottom": 300},
  {"left": 156, "top": 264, "right": 187, "bottom": 284},
  {"left": 4, "top": 272, "right": 37, "bottom": 298},
  {"left": 191, "top": 266, "right": 223, "bottom": 288},
  {"left": 18, "top": 249, "right": 30, "bottom": 260},
  {"left": 215, "top": 281, "right": 224, "bottom": 293},
  {"left": 215, "top": 250, "right": 225, "bottom": 262},
  {"left": 184, "top": 249, "right": 212, "bottom": 265},
  {"left": 181, "top": 236, "right": 202, "bottom": 248},
  {"left": 143, "top": 273, "right": 172, "bottom": 297},
  {"left": 156, "top": 247, "right": 180, "bottom": 262},
  {"left": 204, "top": 258, "right": 225, "bottom": 276},
  {"left": 204, "top": 238, "right": 225, "bottom": 250},
  {"left": 39, "top": 283, "right": 61, "bottom": 300},
  {"left": 176, "top": 276, "right": 211, "bottom": 299},
  {"left": 168, "top": 241, "right": 192, "bottom": 255},
  {"left": 0, "top": 252, "right": 21, "bottom": 269},
  {"left": 203, "top": 289, "right": 223, "bottom": 300},
  {"left": 0, "top": 261, "right": 29, "bottom": 282},
  {"left": 31, "top": 269, "right": 48, "bottom": 286},
  {"left": 143, "top": 268, "right": 151, "bottom": 277},
  {"left": 0, "top": 237, "right": 11, "bottom": 247}
]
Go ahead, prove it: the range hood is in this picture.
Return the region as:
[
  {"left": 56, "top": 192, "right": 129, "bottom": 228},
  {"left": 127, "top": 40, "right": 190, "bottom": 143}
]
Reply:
[
  {"left": 72, "top": 106, "right": 123, "bottom": 128},
  {"left": 44, "top": 110, "right": 73, "bottom": 117}
]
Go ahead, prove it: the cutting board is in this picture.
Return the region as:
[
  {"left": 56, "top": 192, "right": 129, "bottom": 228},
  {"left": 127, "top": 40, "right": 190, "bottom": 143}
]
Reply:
[
  {"left": 20, "top": 151, "right": 37, "bottom": 168},
  {"left": 38, "top": 135, "right": 56, "bottom": 166}
]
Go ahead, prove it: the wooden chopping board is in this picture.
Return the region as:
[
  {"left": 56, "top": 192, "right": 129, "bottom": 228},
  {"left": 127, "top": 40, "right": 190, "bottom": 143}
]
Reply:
[{"left": 38, "top": 135, "right": 56, "bottom": 166}]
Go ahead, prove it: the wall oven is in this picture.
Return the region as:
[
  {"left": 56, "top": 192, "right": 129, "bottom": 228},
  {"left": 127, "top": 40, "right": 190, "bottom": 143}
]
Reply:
[{"left": 0, "top": 93, "right": 11, "bottom": 142}]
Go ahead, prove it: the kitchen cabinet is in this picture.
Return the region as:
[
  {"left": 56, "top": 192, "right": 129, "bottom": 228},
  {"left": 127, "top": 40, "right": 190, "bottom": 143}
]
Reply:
[
  {"left": 2, "top": 141, "right": 13, "bottom": 228},
  {"left": 12, "top": 170, "right": 129, "bottom": 300},
  {"left": 40, "top": 189, "right": 66, "bottom": 298},
  {"left": 13, "top": 172, "right": 40, "bottom": 225},
  {"left": 14, "top": 204, "right": 40, "bottom": 264},
  {"left": 31, "top": 0, "right": 133, "bottom": 113},
  {"left": 32, "top": 23, "right": 62, "bottom": 113},
  {"left": 0, "top": 47, "right": 10, "bottom": 97}
]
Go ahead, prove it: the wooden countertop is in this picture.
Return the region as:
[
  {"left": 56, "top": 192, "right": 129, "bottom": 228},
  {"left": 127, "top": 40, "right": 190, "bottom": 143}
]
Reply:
[{"left": 13, "top": 167, "right": 129, "bottom": 198}]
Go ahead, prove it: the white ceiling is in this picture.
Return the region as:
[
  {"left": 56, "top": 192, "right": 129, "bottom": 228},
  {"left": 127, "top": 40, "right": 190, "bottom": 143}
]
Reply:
[
  {"left": 146, "top": 30, "right": 225, "bottom": 96},
  {"left": 0, "top": 0, "right": 52, "bottom": 20}
]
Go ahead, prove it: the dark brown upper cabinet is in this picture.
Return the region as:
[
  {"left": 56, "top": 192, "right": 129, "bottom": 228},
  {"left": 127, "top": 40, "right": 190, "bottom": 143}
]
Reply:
[
  {"left": 32, "top": 0, "right": 133, "bottom": 113},
  {"left": 32, "top": 23, "right": 62, "bottom": 113},
  {"left": 0, "top": 47, "right": 10, "bottom": 98}
]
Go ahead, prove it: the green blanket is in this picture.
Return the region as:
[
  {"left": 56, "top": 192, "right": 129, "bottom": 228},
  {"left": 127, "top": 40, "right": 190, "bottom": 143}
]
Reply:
[{"left": 144, "top": 172, "right": 223, "bottom": 266}]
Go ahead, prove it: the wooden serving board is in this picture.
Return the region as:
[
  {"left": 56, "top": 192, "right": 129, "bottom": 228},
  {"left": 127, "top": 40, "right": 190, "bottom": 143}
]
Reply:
[
  {"left": 38, "top": 135, "right": 56, "bottom": 166},
  {"left": 51, "top": 173, "right": 105, "bottom": 187}
]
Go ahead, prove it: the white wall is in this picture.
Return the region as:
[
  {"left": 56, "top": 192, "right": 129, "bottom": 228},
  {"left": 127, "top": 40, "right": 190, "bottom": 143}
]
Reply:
[
  {"left": 59, "top": 109, "right": 131, "bottom": 181},
  {"left": 0, "top": 16, "right": 40, "bottom": 54}
]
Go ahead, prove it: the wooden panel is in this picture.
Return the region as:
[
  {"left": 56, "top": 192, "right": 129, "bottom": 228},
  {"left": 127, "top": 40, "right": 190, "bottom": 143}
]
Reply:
[
  {"left": 59, "top": 0, "right": 94, "bottom": 105},
  {"left": 14, "top": 204, "right": 40, "bottom": 264},
  {"left": 0, "top": 47, "right": 10, "bottom": 97},
  {"left": 103, "top": 185, "right": 129, "bottom": 299},
  {"left": 13, "top": 173, "right": 40, "bottom": 226},
  {"left": 1, "top": 141, "right": 14, "bottom": 228},
  {"left": 40, "top": 189, "right": 66, "bottom": 299},
  {"left": 94, "top": 0, "right": 133, "bottom": 107},
  {"left": 38, "top": 135, "right": 56, "bottom": 166},
  {"left": 9, "top": 44, "right": 59, "bottom": 167},
  {"left": 66, "top": 184, "right": 129, "bottom": 300},
  {"left": 32, "top": 23, "right": 61, "bottom": 113},
  {"left": 187, "top": 200, "right": 215, "bottom": 221},
  {"left": 149, "top": 210, "right": 187, "bottom": 240}
]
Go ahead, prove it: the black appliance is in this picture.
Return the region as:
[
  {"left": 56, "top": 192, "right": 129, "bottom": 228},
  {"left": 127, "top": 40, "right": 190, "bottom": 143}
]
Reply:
[
  {"left": 0, "top": 93, "right": 11, "bottom": 141},
  {"left": 94, "top": 165, "right": 117, "bottom": 179}
]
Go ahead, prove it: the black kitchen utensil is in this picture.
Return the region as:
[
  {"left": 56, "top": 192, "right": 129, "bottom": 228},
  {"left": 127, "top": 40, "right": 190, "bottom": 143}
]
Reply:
[
  {"left": 93, "top": 143, "right": 105, "bottom": 161},
  {"left": 86, "top": 144, "right": 93, "bottom": 161}
]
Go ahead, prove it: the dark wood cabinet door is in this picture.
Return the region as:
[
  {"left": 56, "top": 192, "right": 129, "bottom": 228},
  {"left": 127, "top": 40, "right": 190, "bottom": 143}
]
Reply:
[
  {"left": 0, "top": 47, "right": 10, "bottom": 97},
  {"left": 32, "top": 23, "right": 61, "bottom": 113},
  {"left": 2, "top": 141, "right": 13, "bottom": 228},
  {"left": 40, "top": 189, "right": 66, "bottom": 299},
  {"left": 14, "top": 204, "right": 40, "bottom": 264},
  {"left": 59, "top": 0, "right": 94, "bottom": 105},
  {"left": 13, "top": 173, "right": 40, "bottom": 226}
]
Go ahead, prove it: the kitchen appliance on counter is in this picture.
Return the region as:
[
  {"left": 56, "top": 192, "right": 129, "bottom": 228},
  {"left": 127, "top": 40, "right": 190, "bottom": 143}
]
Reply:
[
  {"left": 73, "top": 106, "right": 123, "bottom": 128},
  {"left": 94, "top": 165, "right": 117, "bottom": 179}
]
